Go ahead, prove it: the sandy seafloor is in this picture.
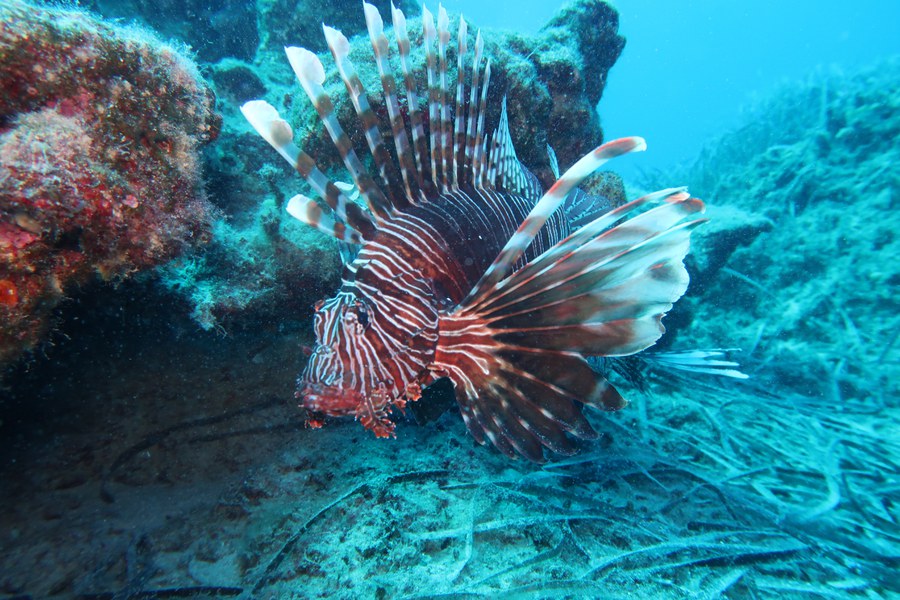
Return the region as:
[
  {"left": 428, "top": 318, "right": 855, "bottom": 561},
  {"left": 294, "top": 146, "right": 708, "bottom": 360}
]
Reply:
[{"left": 2, "top": 1, "right": 900, "bottom": 598}]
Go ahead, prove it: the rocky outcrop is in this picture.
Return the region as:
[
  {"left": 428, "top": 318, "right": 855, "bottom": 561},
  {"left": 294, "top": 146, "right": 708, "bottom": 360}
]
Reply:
[
  {"left": 676, "top": 59, "right": 900, "bottom": 399},
  {"left": 0, "top": 0, "right": 219, "bottom": 367}
]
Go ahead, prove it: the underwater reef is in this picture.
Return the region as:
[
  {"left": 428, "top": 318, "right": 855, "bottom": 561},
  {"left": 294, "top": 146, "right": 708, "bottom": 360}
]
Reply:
[
  {"left": 676, "top": 58, "right": 900, "bottom": 405},
  {"left": 1, "top": 0, "right": 898, "bottom": 598},
  {"left": 0, "top": 0, "right": 218, "bottom": 367},
  {"left": 12, "top": 0, "right": 625, "bottom": 336}
]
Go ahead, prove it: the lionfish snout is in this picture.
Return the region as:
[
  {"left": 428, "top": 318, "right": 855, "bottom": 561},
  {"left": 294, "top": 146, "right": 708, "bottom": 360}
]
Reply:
[{"left": 297, "top": 377, "right": 362, "bottom": 417}]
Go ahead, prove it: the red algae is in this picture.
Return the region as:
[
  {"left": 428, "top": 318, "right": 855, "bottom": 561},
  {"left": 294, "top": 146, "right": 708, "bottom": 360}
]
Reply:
[
  {"left": 0, "top": 0, "right": 221, "bottom": 366},
  {"left": 0, "top": 279, "right": 17, "bottom": 307}
]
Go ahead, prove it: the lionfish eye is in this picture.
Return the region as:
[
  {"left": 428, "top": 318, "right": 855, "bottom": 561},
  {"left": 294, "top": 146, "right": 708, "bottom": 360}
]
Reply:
[{"left": 356, "top": 303, "right": 369, "bottom": 328}]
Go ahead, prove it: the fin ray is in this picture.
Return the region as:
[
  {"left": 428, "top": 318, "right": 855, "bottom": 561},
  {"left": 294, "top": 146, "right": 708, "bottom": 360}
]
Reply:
[{"left": 462, "top": 136, "right": 648, "bottom": 308}]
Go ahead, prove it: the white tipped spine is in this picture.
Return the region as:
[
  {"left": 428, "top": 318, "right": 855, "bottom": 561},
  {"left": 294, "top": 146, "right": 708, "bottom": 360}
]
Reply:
[
  {"left": 240, "top": 100, "right": 299, "bottom": 165},
  {"left": 287, "top": 194, "right": 361, "bottom": 244},
  {"left": 423, "top": 5, "right": 436, "bottom": 43},
  {"left": 286, "top": 194, "right": 315, "bottom": 223},
  {"left": 436, "top": 4, "right": 451, "bottom": 189},
  {"left": 285, "top": 46, "right": 326, "bottom": 101},
  {"left": 322, "top": 25, "right": 350, "bottom": 59},
  {"left": 437, "top": 5, "right": 450, "bottom": 44},
  {"left": 390, "top": 1, "right": 406, "bottom": 33},
  {"left": 363, "top": 2, "right": 384, "bottom": 39}
]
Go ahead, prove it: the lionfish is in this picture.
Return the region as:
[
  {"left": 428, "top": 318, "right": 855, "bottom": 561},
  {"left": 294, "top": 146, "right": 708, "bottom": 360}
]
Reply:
[{"left": 242, "top": 3, "right": 708, "bottom": 461}]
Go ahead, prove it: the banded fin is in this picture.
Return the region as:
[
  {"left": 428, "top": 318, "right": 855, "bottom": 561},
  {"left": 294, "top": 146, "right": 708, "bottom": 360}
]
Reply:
[
  {"left": 285, "top": 46, "right": 395, "bottom": 221},
  {"left": 361, "top": 3, "right": 417, "bottom": 204},
  {"left": 422, "top": 4, "right": 441, "bottom": 190},
  {"left": 390, "top": 3, "right": 431, "bottom": 194},
  {"left": 463, "top": 136, "right": 648, "bottom": 308},
  {"left": 286, "top": 194, "right": 362, "bottom": 245},
  {"left": 473, "top": 58, "right": 492, "bottom": 187},
  {"left": 322, "top": 23, "right": 408, "bottom": 210},
  {"left": 435, "top": 179, "right": 705, "bottom": 460},
  {"left": 432, "top": 315, "right": 625, "bottom": 462},
  {"left": 240, "top": 100, "right": 375, "bottom": 240},
  {"left": 464, "top": 30, "right": 485, "bottom": 185},
  {"left": 243, "top": 2, "right": 530, "bottom": 239},
  {"left": 436, "top": 6, "right": 452, "bottom": 190},
  {"left": 487, "top": 98, "right": 544, "bottom": 199}
]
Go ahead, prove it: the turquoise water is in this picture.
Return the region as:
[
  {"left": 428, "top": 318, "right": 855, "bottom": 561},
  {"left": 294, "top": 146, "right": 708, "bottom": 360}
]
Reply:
[
  {"left": 1, "top": 0, "right": 898, "bottom": 597},
  {"left": 448, "top": 0, "right": 900, "bottom": 174}
]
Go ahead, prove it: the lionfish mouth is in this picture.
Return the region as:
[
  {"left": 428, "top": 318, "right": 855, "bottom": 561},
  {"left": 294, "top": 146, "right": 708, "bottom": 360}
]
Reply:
[{"left": 298, "top": 382, "right": 362, "bottom": 417}]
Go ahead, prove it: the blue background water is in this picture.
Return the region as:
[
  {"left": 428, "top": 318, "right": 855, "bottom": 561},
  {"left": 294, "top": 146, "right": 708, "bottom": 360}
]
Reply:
[{"left": 443, "top": 0, "right": 900, "bottom": 176}]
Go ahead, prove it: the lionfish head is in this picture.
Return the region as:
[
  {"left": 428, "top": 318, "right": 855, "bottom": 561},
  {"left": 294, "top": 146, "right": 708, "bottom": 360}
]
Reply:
[
  {"left": 296, "top": 287, "right": 433, "bottom": 439},
  {"left": 298, "top": 291, "right": 374, "bottom": 418}
]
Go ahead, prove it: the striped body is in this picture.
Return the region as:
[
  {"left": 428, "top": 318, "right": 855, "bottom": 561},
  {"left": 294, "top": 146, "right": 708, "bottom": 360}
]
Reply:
[
  {"left": 301, "top": 185, "right": 569, "bottom": 436},
  {"left": 242, "top": 3, "right": 708, "bottom": 461}
]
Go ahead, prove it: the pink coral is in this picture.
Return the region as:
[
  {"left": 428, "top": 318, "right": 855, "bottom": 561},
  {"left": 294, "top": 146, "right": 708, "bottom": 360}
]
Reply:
[{"left": 0, "top": 0, "right": 220, "bottom": 366}]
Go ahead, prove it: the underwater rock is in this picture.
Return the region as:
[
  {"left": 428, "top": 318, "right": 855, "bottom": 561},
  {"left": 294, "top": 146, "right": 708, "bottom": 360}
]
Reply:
[
  {"left": 688, "top": 204, "right": 774, "bottom": 290},
  {"left": 257, "top": 0, "right": 421, "bottom": 63},
  {"left": 210, "top": 59, "right": 269, "bottom": 105},
  {"left": 57, "top": 0, "right": 260, "bottom": 63},
  {"left": 536, "top": 0, "right": 625, "bottom": 171},
  {"left": 582, "top": 171, "right": 628, "bottom": 209},
  {"left": 678, "top": 58, "right": 900, "bottom": 399},
  {"left": 0, "top": 0, "right": 219, "bottom": 367},
  {"left": 156, "top": 198, "right": 340, "bottom": 333}
]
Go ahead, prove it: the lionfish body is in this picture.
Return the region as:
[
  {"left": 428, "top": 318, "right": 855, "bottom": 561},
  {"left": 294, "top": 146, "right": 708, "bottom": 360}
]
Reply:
[{"left": 242, "top": 3, "right": 707, "bottom": 461}]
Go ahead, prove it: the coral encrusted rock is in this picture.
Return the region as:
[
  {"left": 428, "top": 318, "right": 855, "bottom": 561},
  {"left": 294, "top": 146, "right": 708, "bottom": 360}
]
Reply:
[
  {"left": 257, "top": 0, "right": 421, "bottom": 63},
  {"left": 0, "top": 0, "right": 220, "bottom": 367},
  {"left": 49, "top": 0, "right": 260, "bottom": 63}
]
